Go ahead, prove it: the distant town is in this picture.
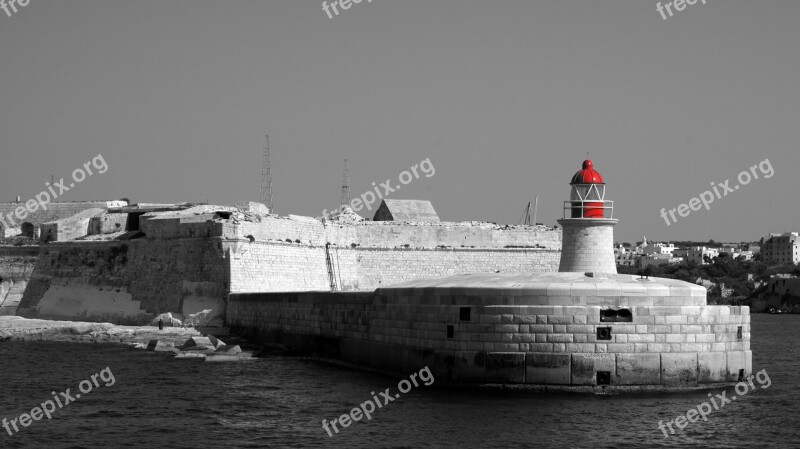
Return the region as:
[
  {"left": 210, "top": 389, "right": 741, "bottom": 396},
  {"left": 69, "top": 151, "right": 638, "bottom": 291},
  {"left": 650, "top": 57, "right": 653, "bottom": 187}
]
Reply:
[{"left": 615, "top": 232, "right": 800, "bottom": 311}]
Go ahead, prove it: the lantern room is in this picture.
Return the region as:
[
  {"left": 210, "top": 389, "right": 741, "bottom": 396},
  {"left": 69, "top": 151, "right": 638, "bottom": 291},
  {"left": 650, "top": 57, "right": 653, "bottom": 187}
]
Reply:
[{"left": 564, "top": 159, "right": 614, "bottom": 219}]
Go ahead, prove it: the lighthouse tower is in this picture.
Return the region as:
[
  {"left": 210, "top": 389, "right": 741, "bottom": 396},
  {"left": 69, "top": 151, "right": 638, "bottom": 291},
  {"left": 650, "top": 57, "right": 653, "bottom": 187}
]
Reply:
[{"left": 558, "top": 160, "right": 618, "bottom": 273}]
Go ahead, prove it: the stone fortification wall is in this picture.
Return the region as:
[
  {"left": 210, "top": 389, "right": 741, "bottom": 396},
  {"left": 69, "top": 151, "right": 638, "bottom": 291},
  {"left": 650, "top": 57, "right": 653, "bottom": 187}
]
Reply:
[
  {"left": 226, "top": 241, "right": 560, "bottom": 293},
  {"left": 228, "top": 242, "right": 330, "bottom": 293},
  {"left": 89, "top": 213, "right": 128, "bottom": 235},
  {"left": 237, "top": 216, "right": 326, "bottom": 246},
  {"left": 0, "top": 201, "right": 126, "bottom": 233},
  {"left": 125, "top": 210, "right": 561, "bottom": 252},
  {"left": 234, "top": 216, "right": 561, "bottom": 250},
  {"left": 228, "top": 291, "right": 751, "bottom": 388},
  {"left": 16, "top": 211, "right": 563, "bottom": 323},
  {"left": 39, "top": 208, "right": 106, "bottom": 243},
  {"left": 227, "top": 216, "right": 562, "bottom": 292},
  {"left": 326, "top": 221, "right": 560, "bottom": 249},
  {"left": 18, "top": 239, "right": 229, "bottom": 324},
  {"left": 0, "top": 247, "right": 38, "bottom": 316},
  {"left": 141, "top": 216, "right": 229, "bottom": 240},
  {"left": 330, "top": 247, "right": 559, "bottom": 291}
]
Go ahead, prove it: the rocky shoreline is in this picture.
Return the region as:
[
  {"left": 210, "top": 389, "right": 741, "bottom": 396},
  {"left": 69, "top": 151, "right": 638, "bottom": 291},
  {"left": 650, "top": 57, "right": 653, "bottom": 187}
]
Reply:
[
  {"left": 0, "top": 316, "right": 204, "bottom": 344},
  {"left": 0, "top": 316, "right": 255, "bottom": 361}
]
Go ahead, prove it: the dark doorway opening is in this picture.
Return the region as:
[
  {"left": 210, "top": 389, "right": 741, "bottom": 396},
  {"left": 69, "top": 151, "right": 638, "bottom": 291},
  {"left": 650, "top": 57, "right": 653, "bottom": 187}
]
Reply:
[
  {"left": 126, "top": 212, "right": 146, "bottom": 231},
  {"left": 21, "top": 222, "right": 34, "bottom": 238}
]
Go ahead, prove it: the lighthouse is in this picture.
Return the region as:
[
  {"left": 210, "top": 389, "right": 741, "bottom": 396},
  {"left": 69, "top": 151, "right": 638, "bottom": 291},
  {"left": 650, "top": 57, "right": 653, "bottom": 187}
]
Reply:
[
  {"left": 230, "top": 155, "right": 752, "bottom": 392},
  {"left": 558, "top": 159, "right": 618, "bottom": 273}
]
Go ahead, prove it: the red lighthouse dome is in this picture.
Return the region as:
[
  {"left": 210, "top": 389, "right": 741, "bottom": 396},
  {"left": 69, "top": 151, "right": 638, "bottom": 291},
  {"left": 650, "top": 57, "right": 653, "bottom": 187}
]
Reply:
[
  {"left": 570, "top": 160, "right": 605, "bottom": 185},
  {"left": 568, "top": 159, "right": 608, "bottom": 219}
]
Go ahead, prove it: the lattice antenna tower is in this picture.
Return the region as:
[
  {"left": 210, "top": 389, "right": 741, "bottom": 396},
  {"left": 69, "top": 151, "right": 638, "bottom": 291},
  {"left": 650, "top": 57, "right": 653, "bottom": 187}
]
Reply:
[
  {"left": 341, "top": 159, "right": 350, "bottom": 207},
  {"left": 260, "top": 135, "right": 274, "bottom": 212}
]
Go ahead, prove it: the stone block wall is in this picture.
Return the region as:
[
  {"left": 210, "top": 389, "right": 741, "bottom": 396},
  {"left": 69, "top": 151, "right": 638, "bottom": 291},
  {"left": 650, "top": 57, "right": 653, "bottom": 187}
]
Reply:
[
  {"left": 18, "top": 239, "right": 229, "bottom": 323},
  {"left": 227, "top": 241, "right": 560, "bottom": 293},
  {"left": 225, "top": 217, "right": 563, "bottom": 293},
  {"left": 227, "top": 291, "right": 751, "bottom": 389},
  {"left": 327, "top": 222, "right": 561, "bottom": 249},
  {"left": 238, "top": 217, "right": 562, "bottom": 251},
  {"left": 331, "top": 248, "right": 560, "bottom": 291},
  {"left": 0, "top": 247, "right": 38, "bottom": 316},
  {"left": 228, "top": 241, "right": 330, "bottom": 293},
  {"left": 140, "top": 216, "right": 228, "bottom": 240},
  {"left": 89, "top": 213, "right": 128, "bottom": 235},
  {"left": 558, "top": 219, "right": 617, "bottom": 273},
  {"left": 39, "top": 208, "right": 105, "bottom": 243},
  {"left": 237, "top": 216, "right": 327, "bottom": 246}
]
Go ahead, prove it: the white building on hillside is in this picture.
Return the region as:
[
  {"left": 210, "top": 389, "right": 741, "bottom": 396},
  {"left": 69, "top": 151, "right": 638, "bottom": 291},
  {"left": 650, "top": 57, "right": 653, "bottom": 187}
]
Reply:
[{"left": 688, "top": 247, "right": 719, "bottom": 265}]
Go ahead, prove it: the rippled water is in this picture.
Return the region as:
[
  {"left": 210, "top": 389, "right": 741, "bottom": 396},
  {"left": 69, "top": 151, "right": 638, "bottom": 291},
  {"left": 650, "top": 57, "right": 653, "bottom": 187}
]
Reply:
[{"left": 0, "top": 315, "right": 798, "bottom": 448}]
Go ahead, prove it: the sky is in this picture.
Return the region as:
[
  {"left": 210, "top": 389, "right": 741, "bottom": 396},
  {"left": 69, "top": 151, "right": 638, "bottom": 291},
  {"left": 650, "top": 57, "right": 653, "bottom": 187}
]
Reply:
[{"left": 0, "top": 0, "right": 798, "bottom": 244}]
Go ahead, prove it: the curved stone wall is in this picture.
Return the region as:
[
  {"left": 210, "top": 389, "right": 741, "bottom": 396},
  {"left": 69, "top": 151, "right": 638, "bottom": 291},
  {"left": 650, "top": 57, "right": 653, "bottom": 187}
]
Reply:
[{"left": 228, "top": 273, "right": 751, "bottom": 391}]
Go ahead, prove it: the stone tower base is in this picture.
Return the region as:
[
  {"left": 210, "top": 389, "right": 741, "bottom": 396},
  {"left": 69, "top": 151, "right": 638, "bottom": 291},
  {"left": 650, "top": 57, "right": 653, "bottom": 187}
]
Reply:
[{"left": 558, "top": 218, "right": 618, "bottom": 273}]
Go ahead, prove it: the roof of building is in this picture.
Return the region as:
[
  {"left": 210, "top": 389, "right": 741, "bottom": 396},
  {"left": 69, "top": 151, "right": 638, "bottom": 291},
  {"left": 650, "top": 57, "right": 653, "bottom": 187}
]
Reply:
[
  {"left": 373, "top": 199, "right": 440, "bottom": 222},
  {"left": 570, "top": 159, "right": 605, "bottom": 185}
]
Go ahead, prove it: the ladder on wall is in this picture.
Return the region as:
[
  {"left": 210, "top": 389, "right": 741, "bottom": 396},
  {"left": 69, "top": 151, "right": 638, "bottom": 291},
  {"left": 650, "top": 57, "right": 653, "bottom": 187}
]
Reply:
[{"left": 325, "top": 243, "right": 339, "bottom": 291}]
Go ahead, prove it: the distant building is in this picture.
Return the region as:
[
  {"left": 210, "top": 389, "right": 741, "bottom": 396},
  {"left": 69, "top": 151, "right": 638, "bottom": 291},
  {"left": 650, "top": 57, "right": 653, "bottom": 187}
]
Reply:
[
  {"left": 640, "top": 253, "right": 682, "bottom": 269},
  {"left": 642, "top": 242, "right": 675, "bottom": 256},
  {"left": 770, "top": 273, "right": 797, "bottom": 279},
  {"left": 615, "top": 245, "right": 636, "bottom": 267},
  {"left": 372, "top": 199, "right": 440, "bottom": 222},
  {"left": 762, "top": 232, "right": 800, "bottom": 265},
  {"left": 688, "top": 247, "right": 719, "bottom": 265},
  {"left": 673, "top": 248, "right": 690, "bottom": 260}
]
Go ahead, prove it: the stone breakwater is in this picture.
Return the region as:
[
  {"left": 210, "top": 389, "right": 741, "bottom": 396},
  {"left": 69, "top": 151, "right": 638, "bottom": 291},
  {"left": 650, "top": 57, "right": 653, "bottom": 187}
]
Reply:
[{"left": 228, "top": 272, "right": 751, "bottom": 392}]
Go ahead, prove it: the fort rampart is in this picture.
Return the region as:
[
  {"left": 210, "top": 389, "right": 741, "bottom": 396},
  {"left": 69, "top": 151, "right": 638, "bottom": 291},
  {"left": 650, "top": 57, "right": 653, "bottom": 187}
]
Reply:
[
  {"left": 16, "top": 212, "right": 562, "bottom": 323},
  {"left": 0, "top": 201, "right": 126, "bottom": 237}
]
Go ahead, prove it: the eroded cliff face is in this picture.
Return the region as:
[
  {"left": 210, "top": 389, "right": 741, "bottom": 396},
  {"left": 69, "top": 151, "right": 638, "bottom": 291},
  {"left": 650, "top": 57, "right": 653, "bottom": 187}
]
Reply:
[
  {"left": 0, "top": 247, "right": 38, "bottom": 316},
  {"left": 17, "top": 239, "right": 229, "bottom": 325}
]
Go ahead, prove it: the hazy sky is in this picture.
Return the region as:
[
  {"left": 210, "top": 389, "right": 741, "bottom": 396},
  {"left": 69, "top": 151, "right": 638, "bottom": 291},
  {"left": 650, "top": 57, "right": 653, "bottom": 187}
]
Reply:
[{"left": 1, "top": 0, "right": 798, "bottom": 243}]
